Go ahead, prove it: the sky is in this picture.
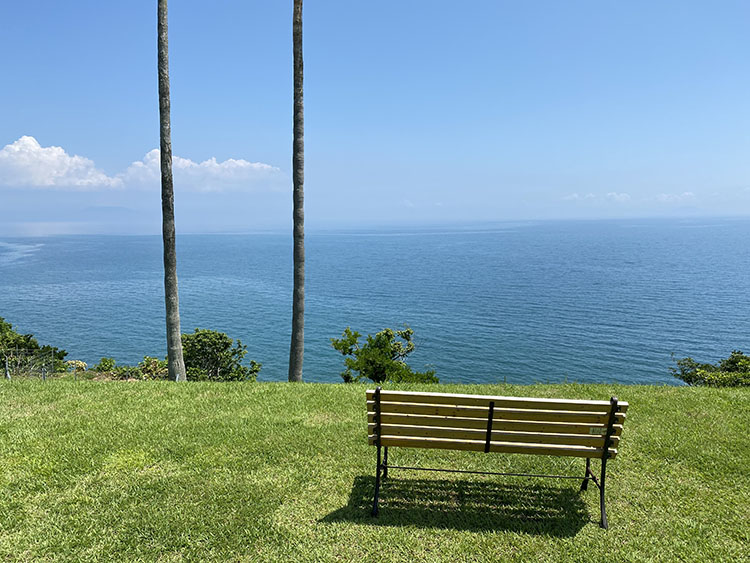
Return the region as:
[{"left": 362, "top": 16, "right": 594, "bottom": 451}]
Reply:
[{"left": 1, "top": 0, "right": 749, "bottom": 235}]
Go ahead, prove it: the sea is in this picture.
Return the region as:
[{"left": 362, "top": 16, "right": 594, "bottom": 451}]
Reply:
[{"left": 1, "top": 218, "right": 749, "bottom": 385}]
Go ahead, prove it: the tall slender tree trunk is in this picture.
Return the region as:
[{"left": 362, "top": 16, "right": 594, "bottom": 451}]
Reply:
[
  {"left": 157, "top": 0, "right": 186, "bottom": 382},
  {"left": 288, "top": 0, "right": 305, "bottom": 382}
]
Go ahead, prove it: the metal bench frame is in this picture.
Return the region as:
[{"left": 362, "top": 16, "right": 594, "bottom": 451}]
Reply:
[{"left": 369, "top": 387, "right": 623, "bottom": 528}]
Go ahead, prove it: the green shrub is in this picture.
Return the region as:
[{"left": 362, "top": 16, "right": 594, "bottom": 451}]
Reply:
[
  {"left": 138, "top": 356, "right": 169, "bottom": 380},
  {"left": 110, "top": 366, "right": 143, "bottom": 381},
  {"left": 695, "top": 369, "right": 750, "bottom": 387},
  {"left": 182, "top": 328, "right": 260, "bottom": 382},
  {"left": 671, "top": 350, "right": 750, "bottom": 387},
  {"left": 1, "top": 316, "right": 68, "bottom": 372},
  {"left": 65, "top": 360, "right": 88, "bottom": 373},
  {"left": 94, "top": 357, "right": 117, "bottom": 373},
  {"left": 718, "top": 350, "right": 750, "bottom": 373},
  {"left": 92, "top": 358, "right": 142, "bottom": 380},
  {"left": 186, "top": 366, "right": 205, "bottom": 381},
  {"left": 331, "top": 326, "right": 438, "bottom": 384}
]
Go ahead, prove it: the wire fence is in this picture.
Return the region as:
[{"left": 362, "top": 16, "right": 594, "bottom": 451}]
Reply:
[{"left": 2, "top": 348, "right": 55, "bottom": 380}]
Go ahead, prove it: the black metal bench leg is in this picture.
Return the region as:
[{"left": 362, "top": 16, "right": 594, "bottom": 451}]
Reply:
[
  {"left": 372, "top": 444, "right": 382, "bottom": 516},
  {"left": 598, "top": 395, "right": 619, "bottom": 529},
  {"left": 580, "top": 458, "right": 590, "bottom": 491},
  {"left": 599, "top": 457, "right": 608, "bottom": 529}
]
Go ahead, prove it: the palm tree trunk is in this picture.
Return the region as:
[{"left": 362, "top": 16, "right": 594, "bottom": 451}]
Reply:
[
  {"left": 157, "top": 0, "right": 187, "bottom": 382},
  {"left": 288, "top": 0, "right": 305, "bottom": 382}
]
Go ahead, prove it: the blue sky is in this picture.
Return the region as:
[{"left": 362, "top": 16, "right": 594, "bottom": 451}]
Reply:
[{"left": 1, "top": 0, "right": 748, "bottom": 235}]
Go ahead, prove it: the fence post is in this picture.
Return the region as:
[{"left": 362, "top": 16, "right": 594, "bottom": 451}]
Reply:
[{"left": 4, "top": 355, "right": 9, "bottom": 380}]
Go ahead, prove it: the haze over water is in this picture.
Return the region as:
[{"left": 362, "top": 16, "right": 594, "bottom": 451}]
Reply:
[{"left": 1, "top": 218, "right": 748, "bottom": 385}]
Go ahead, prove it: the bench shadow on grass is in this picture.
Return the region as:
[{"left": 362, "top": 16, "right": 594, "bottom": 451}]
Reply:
[{"left": 321, "top": 475, "right": 589, "bottom": 536}]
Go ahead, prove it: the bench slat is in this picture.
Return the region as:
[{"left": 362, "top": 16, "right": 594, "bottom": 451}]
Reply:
[
  {"left": 368, "top": 413, "right": 624, "bottom": 436},
  {"left": 369, "top": 435, "right": 618, "bottom": 459},
  {"left": 367, "top": 390, "right": 629, "bottom": 413},
  {"left": 367, "top": 401, "right": 626, "bottom": 425},
  {"left": 368, "top": 423, "right": 620, "bottom": 447}
]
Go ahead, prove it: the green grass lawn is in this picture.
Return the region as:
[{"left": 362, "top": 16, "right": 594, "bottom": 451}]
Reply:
[{"left": 1, "top": 381, "right": 748, "bottom": 562}]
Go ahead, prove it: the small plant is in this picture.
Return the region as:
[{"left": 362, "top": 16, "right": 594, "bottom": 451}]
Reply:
[
  {"left": 111, "top": 365, "right": 143, "bottom": 381},
  {"left": 92, "top": 357, "right": 142, "bottom": 380},
  {"left": 138, "top": 356, "right": 169, "bottom": 380},
  {"left": 670, "top": 350, "right": 750, "bottom": 387},
  {"left": 331, "top": 325, "right": 438, "bottom": 384},
  {"left": 65, "top": 360, "right": 88, "bottom": 373},
  {"left": 94, "top": 357, "right": 117, "bottom": 373},
  {"left": 182, "top": 328, "right": 261, "bottom": 381}
]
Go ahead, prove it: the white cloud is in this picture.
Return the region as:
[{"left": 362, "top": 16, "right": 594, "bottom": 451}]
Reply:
[
  {"left": 123, "top": 149, "right": 284, "bottom": 192},
  {"left": 0, "top": 136, "right": 121, "bottom": 189},
  {"left": 0, "top": 136, "right": 284, "bottom": 193},
  {"left": 606, "top": 192, "right": 631, "bottom": 203},
  {"left": 563, "top": 192, "right": 596, "bottom": 201},
  {"left": 655, "top": 192, "right": 696, "bottom": 203}
]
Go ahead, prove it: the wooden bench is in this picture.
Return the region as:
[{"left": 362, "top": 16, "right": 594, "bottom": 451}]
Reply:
[{"left": 367, "top": 388, "right": 628, "bottom": 528}]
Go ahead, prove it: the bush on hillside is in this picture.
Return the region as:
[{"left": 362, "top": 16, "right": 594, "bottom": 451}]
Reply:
[
  {"left": 94, "top": 357, "right": 117, "bottom": 373},
  {"left": 65, "top": 360, "right": 88, "bottom": 373},
  {"left": 97, "top": 356, "right": 169, "bottom": 381},
  {"left": 90, "top": 332, "right": 261, "bottom": 382},
  {"left": 182, "top": 328, "right": 260, "bottom": 381},
  {"left": 138, "top": 356, "right": 169, "bottom": 380},
  {"left": 331, "top": 326, "right": 438, "bottom": 384},
  {"left": 671, "top": 350, "right": 750, "bottom": 387},
  {"left": 111, "top": 366, "right": 143, "bottom": 380},
  {"left": 1, "top": 320, "right": 261, "bottom": 383},
  {"left": 1, "top": 316, "right": 68, "bottom": 372},
  {"left": 93, "top": 358, "right": 141, "bottom": 380}
]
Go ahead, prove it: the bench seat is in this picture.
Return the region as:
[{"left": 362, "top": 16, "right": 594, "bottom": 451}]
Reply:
[{"left": 367, "top": 388, "right": 628, "bottom": 528}]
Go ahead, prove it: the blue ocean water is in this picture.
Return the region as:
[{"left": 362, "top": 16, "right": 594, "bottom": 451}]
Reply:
[{"left": 1, "top": 218, "right": 749, "bottom": 385}]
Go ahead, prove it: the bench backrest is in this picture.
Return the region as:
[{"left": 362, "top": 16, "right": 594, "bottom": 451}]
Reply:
[{"left": 367, "top": 389, "right": 627, "bottom": 459}]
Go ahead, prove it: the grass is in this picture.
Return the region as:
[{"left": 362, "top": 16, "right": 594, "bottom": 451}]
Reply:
[{"left": 0, "top": 380, "right": 748, "bottom": 562}]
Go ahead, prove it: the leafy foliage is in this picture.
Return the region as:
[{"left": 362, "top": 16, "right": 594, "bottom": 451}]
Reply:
[
  {"left": 182, "top": 328, "right": 261, "bottom": 381},
  {"left": 94, "top": 357, "right": 117, "bottom": 373},
  {"left": 92, "top": 358, "right": 141, "bottom": 380},
  {"left": 111, "top": 366, "right": 143, "bottom": 380},
  {"left": 65, "top": 360, "right": 88, "bottom": 373},
  {"left": 0, "top": 316, "right": 68, "bottom": 372},
  {"left": 91, "top": 331, "right": 260, "bottom": 383},
  {"left": 138, "top": 356, "right": 169, "bottom": 380},
  {"left": 331, "top": 326, "right": 438, "bottom": 383},
  {"left": 670, "top": 350, "right": 750, "bottom": 387},
  {"left": 0, "top": 319, "right": 260, "bottom": 383}
]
